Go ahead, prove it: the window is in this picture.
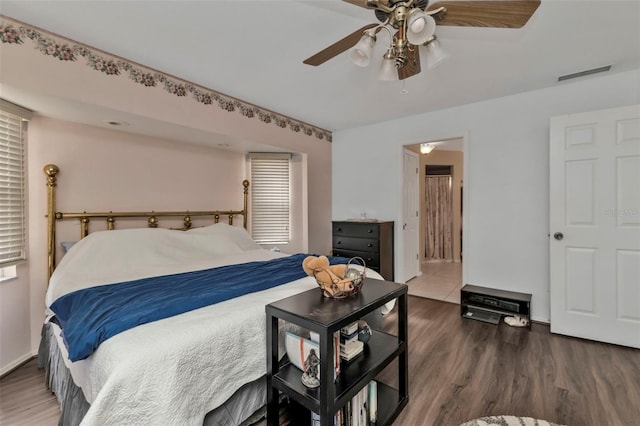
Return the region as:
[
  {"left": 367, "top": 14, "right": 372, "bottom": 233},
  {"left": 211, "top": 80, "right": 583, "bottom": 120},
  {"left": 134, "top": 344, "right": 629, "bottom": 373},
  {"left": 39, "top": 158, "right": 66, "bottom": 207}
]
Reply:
[
  {"left": 0, "top": 99, "right": 31, "bottom": 266},
  {"left": 249, "top": 153, "right": 291, "bottom": 245}
]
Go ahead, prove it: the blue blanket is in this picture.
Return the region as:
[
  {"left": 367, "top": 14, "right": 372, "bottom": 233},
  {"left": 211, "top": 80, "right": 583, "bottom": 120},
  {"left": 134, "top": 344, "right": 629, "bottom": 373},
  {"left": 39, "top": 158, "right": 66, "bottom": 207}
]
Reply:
[{"left": 51, "top": 253, "right": 348, "bottom": 361}]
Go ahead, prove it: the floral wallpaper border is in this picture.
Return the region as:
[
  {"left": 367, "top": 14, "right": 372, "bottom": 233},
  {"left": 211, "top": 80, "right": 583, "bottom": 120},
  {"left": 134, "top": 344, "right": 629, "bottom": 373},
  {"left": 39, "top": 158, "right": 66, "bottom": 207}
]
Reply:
[{"left": 0, "top": 17, "right": 332, "bottom": 142}]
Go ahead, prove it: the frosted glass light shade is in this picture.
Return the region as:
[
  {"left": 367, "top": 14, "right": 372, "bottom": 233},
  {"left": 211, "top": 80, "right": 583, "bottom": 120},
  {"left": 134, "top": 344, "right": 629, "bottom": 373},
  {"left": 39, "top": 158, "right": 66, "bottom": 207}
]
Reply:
[
  {"left": 424, "top": 37, "right": 450, "bottom": 70},
  {"left": 410, "top": 16, "right": 425, "bottom": 33},
  {"left": 406, "top": 11, "right": 436, "bottom": 45},
  {"left": 351, "top": 34, "right": 376, "bottom": 67},
  {"left": 379, "top": 57, "right": 398, "bottom": 81}
]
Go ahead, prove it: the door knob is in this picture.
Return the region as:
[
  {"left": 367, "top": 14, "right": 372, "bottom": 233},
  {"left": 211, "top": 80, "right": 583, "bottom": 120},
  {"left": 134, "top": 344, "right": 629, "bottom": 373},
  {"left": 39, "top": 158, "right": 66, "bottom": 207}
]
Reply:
[{"left": 553, "top": 232, "right": 564, "bottom": 241}]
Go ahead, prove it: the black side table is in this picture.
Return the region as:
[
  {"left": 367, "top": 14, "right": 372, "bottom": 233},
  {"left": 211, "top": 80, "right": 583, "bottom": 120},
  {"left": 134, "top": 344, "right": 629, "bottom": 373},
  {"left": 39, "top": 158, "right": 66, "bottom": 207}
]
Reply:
[{"left": 266, "top": 278, "right": 408, "bottom": 426}]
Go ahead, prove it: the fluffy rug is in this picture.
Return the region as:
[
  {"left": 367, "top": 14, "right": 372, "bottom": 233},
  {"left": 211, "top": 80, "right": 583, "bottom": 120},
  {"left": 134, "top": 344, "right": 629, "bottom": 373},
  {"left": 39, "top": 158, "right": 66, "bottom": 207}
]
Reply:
[{"left": 461, "top": 415, "right": 564, "bottom": 426}]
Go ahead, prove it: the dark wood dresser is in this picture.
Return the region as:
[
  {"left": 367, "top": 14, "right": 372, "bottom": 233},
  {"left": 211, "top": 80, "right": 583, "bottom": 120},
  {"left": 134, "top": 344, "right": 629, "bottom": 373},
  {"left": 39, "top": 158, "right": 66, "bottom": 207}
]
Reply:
[{"left": 331, "top": 221, "right": 394, "bottom": 281}]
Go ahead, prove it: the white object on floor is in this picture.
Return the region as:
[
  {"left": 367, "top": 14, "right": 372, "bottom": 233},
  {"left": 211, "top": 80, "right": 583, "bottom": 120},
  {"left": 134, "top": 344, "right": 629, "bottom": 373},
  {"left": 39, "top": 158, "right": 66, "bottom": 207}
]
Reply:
[
  {"left": 461, "top": 415, "right": 564, "bottom": 426},
  {"left": 504, "top": 315, "right": 529, "bottom": 327}
]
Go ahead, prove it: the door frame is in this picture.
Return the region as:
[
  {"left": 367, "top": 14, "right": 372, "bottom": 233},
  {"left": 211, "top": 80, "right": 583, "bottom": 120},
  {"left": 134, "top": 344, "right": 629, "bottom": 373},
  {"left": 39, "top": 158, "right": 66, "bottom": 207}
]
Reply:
[
  {"left": 400, "top": 132, "right": 470, "bottom": 284},
  {"left": 403, "top": 148, "right": 420, "bottom": 282}
]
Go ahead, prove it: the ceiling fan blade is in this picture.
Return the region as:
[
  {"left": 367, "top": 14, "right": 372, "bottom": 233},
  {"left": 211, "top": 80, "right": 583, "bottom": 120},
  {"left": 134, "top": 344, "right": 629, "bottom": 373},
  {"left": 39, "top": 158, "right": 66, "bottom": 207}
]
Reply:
[
  {"left": 428, "top": 0, "right": 540, "bottom": 28},
  {"left": 398, "top": 46, "right": 422, "bottom": 80},
  {"left": 303, "top": 24, "right": 378, "bottom": 66},
  {"left": 342, "top": 0, "right": 397, "bottom": 9},
  {"left": 342, "top": 0, "right": 372, "bottom": 9}
]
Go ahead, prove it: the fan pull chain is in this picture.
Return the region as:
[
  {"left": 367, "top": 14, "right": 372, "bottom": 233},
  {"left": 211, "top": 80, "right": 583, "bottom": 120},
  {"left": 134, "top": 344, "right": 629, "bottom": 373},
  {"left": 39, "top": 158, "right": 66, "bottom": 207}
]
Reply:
[{"left": 401, "top": 80, "right": 408, "bottom": 95}]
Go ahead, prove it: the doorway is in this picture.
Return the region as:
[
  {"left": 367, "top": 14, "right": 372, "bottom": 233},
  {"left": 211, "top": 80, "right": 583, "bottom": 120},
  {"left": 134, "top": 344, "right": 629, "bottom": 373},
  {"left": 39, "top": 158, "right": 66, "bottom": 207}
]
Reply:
[{"left": 404, "top": 138, "right": 465, "bottom": 303}]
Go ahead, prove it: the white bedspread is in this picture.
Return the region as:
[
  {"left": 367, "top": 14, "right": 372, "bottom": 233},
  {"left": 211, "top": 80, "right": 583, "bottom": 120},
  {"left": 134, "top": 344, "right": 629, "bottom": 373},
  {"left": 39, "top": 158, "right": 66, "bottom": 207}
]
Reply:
[
  {"left": 47, "top": 225, "right": 386, "bottom": 425},
  {"left": 53, "top": 267, "right": 317, "bottom": 425}
]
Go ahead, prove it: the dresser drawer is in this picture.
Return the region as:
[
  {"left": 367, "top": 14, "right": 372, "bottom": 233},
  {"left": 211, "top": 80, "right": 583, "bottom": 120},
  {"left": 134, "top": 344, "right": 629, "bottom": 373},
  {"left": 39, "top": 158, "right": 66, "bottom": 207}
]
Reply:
[
  {"left": 332, "top": 236, "right": 379, "bottom": 253},
  {"left": 332, "top": 222, "right": 379, "bottom": 238},
  {"left": 331, "top": 249, "right": 380, "bottom": 268}
]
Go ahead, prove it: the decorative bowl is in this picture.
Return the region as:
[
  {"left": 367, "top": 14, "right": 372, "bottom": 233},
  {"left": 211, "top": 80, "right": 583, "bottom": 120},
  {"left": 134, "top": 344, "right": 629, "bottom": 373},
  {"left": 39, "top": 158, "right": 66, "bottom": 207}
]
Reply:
[{"left": 313, "top": 257, "right": 366, "bottom": 299}]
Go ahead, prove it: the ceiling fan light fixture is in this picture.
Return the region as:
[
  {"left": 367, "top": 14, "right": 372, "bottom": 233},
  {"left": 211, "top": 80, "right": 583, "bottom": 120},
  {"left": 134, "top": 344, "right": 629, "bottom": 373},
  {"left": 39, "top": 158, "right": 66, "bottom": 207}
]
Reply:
[
  {"left": 406, "top": 10, "right": 436, "bottom": 45},
  {"left": 350, "top": 32, "right": 376, "bottom": 67},
  {"left": 304, "top": 0, "right": 540, "bottom": 81},
  {"left": 379, "top": 49, "right": 398, "bottom": 81}
]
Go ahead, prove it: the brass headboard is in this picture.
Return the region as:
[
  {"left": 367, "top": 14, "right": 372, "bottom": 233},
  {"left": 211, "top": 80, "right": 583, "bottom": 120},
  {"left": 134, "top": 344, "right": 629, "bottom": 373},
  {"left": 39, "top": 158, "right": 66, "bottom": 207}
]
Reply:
[{"left": 44, "top": 164, "right": 250, "bottom": 280}]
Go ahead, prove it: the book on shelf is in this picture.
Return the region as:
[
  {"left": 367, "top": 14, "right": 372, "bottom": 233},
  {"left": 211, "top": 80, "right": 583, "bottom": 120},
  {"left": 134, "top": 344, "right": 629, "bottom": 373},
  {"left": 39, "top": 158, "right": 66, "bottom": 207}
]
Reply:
[
  {"left": 340, "top": 329, "right": 359, "bottom": 345},
  {"left": 344, "top": 400, "right": 351, "bottom": 426},
  {"left": 368, "top": 380, "right": 378, "bottom": 423},
  {"left": 318, "top": 381, "right": 377, "bottom": 426},
  {"left": 285, "top": 332, "right": 320, "bottom": 381},
  {"left": 285, "top": 331, "right": 340, "bottom": 381},
  {"left": 341, "top": 322, "right": 358, "bottom": 336},
  {"left": 335, "top": 331, "right": 341, "bottom": 376},
  {"left": 340, "top": 339, "right": 364, "bottom": 362},
  {"left": 356, "top": 385, "right": 368, "bottom": 426},
  {"left": 340, "top": 338, "right": 363, "bottom": 352}
]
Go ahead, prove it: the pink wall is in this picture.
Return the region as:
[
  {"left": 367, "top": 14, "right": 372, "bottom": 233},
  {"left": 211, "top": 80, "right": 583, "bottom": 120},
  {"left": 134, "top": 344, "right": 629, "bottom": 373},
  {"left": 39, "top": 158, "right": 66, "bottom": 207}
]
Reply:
[{"left": 0, "top": 263, "right": 31, "bottom": 374}]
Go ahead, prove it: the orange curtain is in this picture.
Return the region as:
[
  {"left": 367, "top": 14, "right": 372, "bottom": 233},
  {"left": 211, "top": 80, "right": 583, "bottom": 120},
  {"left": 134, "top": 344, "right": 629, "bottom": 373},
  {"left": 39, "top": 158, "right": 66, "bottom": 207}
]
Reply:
[{"left": 425, "top": 176, "right": 453, "bottom": 261}]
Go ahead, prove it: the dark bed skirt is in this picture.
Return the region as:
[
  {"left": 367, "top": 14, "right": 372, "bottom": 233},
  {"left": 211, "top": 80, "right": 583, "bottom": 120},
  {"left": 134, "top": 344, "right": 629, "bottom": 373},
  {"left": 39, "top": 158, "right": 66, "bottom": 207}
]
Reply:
[{"left": 38, "top": 323, "right": 267, "bottom": 426}]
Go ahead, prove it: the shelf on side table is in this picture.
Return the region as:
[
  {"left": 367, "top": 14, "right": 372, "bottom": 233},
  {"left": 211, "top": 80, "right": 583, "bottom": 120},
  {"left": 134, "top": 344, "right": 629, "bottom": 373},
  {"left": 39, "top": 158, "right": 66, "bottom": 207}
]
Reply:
[
  {"left": 273, "top": 330, "right": 405, "bottom": 412},
  {"left": 280, "top": 380, "right": 407, "bottom": 426}
]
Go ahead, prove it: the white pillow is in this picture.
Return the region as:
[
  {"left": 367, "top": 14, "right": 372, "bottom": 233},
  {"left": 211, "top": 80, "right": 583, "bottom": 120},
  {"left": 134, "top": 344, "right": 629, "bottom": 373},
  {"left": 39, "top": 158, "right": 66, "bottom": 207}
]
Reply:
[
  {"left": 60, "top": 241, "right": 77, "bottom": 253},
  {"left": 187, "top": 223, "right": 260, "bottom": 251}
]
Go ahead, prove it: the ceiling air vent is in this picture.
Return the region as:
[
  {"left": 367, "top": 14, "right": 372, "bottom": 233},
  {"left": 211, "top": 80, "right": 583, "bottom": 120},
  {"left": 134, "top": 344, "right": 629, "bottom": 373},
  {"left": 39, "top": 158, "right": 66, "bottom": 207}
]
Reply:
[{"left": 558, "top": 65, "right": 612, "bottom": 82}]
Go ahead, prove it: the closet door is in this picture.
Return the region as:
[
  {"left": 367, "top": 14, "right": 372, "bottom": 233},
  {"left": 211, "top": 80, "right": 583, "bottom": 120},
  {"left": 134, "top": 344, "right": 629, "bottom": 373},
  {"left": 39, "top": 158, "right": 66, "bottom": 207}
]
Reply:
[{"left": 550, "top": 104, "right": 640, "bottom": 348}]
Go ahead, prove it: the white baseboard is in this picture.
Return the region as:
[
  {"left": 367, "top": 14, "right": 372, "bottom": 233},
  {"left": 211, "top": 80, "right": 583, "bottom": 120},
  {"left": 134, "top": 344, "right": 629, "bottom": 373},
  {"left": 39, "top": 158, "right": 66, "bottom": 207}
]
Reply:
[
  {"left": 531, "top": 316, "right": 550, "bottom": 325},
  {"left": 0, "top": 351, "right": 37, "bottom": 378}
]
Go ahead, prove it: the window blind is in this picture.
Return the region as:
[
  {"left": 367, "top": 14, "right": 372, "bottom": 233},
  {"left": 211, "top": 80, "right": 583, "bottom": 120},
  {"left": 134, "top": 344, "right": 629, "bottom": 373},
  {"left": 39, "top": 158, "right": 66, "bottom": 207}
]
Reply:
[
  {"left": 0, "top": 100, "right": 30, "bottom": 266},
  {"left": 249, "top": 153, "right": 291, "bottom": 245}
]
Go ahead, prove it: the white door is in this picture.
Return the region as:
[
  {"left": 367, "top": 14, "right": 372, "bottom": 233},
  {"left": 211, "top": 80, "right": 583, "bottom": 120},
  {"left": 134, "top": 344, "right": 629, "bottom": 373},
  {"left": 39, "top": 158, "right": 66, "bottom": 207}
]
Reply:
[
  {"left": 550, "top": 104, "right": 640, "bottom": 348},
  {"left": 403, "top": 149, "right": 420, "bottom": 282}
]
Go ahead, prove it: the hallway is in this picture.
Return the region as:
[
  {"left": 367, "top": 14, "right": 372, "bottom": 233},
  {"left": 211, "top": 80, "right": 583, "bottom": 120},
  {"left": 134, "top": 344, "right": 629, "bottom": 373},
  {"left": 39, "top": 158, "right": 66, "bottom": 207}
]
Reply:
[{"left": 406, "top": 261, "right": 462, "bottom": 304}]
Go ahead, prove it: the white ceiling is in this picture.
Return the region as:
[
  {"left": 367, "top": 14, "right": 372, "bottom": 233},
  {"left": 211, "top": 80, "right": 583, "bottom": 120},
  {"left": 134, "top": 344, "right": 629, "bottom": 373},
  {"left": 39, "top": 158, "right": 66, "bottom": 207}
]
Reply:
[{"left": 1, "top": 0, "right": 639, "bottom": 136}]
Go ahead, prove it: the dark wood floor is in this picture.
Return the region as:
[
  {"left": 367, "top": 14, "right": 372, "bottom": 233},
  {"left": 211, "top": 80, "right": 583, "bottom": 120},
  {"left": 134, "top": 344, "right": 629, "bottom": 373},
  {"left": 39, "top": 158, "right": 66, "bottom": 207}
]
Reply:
[{"left": 2, "top": 296, "right": 639, "bottom": 426}]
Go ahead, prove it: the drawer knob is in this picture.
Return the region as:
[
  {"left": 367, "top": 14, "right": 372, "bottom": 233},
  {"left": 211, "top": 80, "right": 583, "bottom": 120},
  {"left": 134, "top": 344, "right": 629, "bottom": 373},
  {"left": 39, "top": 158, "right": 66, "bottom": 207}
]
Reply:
[
  {"left": 367, "top": 243, "right": 373, "bottom": 247},
  {"left": 337, "top": 241, "right": 342, "bottom": 245},
  {"left": 367, "top": 229, "right": 373, "bottom": 233}
]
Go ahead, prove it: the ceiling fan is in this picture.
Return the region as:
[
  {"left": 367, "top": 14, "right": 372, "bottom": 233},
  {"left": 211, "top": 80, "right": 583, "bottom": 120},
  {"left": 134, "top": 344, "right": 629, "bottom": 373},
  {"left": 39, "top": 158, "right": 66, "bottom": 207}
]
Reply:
[{"left": 303, "top": 0, "right": 541, "bottom": 80}]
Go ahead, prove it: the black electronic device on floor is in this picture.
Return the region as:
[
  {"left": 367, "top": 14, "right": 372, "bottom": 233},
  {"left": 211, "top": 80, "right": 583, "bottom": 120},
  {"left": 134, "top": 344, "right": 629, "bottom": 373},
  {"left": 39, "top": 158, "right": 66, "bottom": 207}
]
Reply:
[{"left": 460, "top": 284, "right": 532, "bottom": 330}]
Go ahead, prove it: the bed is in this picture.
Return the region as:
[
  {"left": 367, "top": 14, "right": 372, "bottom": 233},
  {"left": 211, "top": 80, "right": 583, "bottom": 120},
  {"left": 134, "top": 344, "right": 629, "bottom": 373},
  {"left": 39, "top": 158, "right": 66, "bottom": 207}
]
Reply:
[{"left": 38, "top": 164, "right": 387, "bottom": 426}]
